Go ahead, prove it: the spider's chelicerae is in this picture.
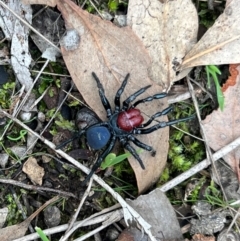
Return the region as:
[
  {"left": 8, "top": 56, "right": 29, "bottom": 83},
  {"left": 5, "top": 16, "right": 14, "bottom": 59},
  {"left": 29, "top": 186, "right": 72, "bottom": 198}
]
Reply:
[{"left": 57, "top": 72, "right": 193, "bottom": 185}]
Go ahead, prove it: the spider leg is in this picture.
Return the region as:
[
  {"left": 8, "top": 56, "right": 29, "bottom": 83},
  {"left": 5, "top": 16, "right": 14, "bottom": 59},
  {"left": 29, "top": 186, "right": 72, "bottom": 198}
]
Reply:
[
  {"left": 92, "top": 72, "right": 112, "bottom": 118},
  {"left": 138, "top": 106, "right": 173, "bottom": 128},
  {"left": 127, "top": 135, "right": 156, "bottom": 156},
  {"left": 120, "top": 137, "right": 145, "bottom": 169},
  {"left": 81, "top": 135, "right": 117, "bottom": 186},
  {"left": 131, "top": 92, "right": 167, "bottom": 108},
  {"left": 114, "top": 73, "right": 130, "bottom": 113},
  {"left": 134, "top": 115, "right": 194, "bottom": 134},
  {"left": 122, "top": 85, "right": 151, "bottom": 110},
  {"left": 55, "top": 129, "right": 86, "bottom": 149}
]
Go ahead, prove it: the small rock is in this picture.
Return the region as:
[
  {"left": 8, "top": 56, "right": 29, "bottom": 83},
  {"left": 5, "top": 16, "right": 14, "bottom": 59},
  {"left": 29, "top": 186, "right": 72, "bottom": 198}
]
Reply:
[
  {"left": 42, "top": 155, "right": 52, "bottom": 163},
  {"left": 106, "top": 227, "right": 120, "bottom": 241},
  {"left": 44, "top": 206, "right": 61, "bottom": 227},
  {"left": 101, "top": 11, "right": 113, "bottom": 21},
  {"left": 117, "top": 227, "right": 148, "bottom": 241},
  {"left": 114, "top": 15, "right": 127, "bottom": 27},
  {"left": 43, "top": 86, "right": 58, "bottom": 109},
  {"left": 0, "top": 207, "right": 8, "bottom": 228},
  {"left": 38, "top": 112, "right": 45, "bottom": 122},
  {"left": 27, "top": 132, "right": 38, "bottom": 152},
  {"left": 10, "top": 146, "right": 27, "bottom": 159},
  {"left": 192, "top": 201, "right": 212, "bottom": 216},
  {"left": 19, "top": 111, "right": 33, "bottom": 122},
  {"left": 0, "top": 153, "right": 9, "bottom": 168}
]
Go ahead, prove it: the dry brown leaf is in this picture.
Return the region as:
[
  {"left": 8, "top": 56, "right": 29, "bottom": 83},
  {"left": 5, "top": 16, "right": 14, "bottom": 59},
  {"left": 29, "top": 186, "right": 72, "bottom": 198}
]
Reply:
[
  {"left": 202, "top": 65, "right": 240, "bottom": 178},
  {"left": 182, "top": 0, "right": 240, "bottom": 69},
  {"left": 22, "top": 157, "right": 45, "bottom": 185},
  {"left": 222, "top": 64, "right": 239, "bottom": 92},
  {"left": 57, "top": 0, "right": 170, "bottom": 193},
  {"left": 126, "top": 189, "right": 182, "bottom": 240},
  {"left": 127, "top": 0, "right": 198, "bottom": 89},
  {"left": 0, "top": 196, "right": 59, "bottom": 241}
]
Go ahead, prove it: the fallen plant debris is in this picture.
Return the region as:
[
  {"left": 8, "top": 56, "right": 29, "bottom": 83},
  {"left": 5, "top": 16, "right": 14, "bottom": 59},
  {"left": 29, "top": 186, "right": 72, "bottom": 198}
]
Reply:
[
  {"left": 0, "top": 0, "right": 240, "bottom": 240},
  {"left": 221, "top": 64, "right": 239, "bottom": 92},
  {"left": 0, "top": 196, "right": 59, "bottom": 241},
  {"left": 127, "top": 0, "right": 198, "bottom": 88},
  {"left": 202, "top": 64, "right": 240, "bottom": 179}
]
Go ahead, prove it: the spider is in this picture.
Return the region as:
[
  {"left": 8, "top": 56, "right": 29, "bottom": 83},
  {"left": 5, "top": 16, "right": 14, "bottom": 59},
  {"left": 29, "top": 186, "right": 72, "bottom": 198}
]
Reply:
[{"left": 57, "top": 72, "right": 193, "bottom": 185}]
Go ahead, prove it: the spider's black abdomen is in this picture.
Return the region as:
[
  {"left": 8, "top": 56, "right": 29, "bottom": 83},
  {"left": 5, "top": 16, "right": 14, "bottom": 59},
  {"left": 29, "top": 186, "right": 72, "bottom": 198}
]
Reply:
[{"left": 86, "top": 126, "right": 111, "bottom": 150}]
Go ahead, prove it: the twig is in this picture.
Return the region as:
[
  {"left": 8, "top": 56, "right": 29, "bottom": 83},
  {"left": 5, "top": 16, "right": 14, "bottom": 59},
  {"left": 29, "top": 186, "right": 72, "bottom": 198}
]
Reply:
[
  {"left": 160, "top": 136, "right": 240, "bottom": 192},
  {"left": 172, "top": 125, "right": 204, "bottom": 142},
  {"left": 74, "top": 216, "right": 119, "bottom": 241},
  {"left": 187, "top": 76, "right": 231, "bottom": 207},
  {"left": 0, "top": 110, "right": 157, "bottom": 241},
  {"left": 13, "top": 209, "right": 123, "bottom": 241},
  {"left": 167, "top": 91, "right": 191, "bottom": 104},
  {"left": 29, "top": 86, "right": 51, "bottom": 110},
  {"left": 10, "top": 187, "right": 35, "bottom": 234},
  {"left": 0, "top": 178, "right": 77, "bottom": 198},
  {"left": 60, "top": 178, "right": 94, "bottom": 241},
  {"left": 160, "top": 76, "right": 240, "bottom": 192},
  {"left": 24, "top": 79, "right": 74, "bottom": 154},
  {"left": 30, "top": 70, "right": 71, "bottom": 77}
]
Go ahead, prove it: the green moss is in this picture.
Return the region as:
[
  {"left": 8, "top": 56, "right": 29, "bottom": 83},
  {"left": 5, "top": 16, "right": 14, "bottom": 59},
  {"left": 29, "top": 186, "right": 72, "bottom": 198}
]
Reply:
[{"left": 0, "top": 82, "right": 15, "bottom": 109}]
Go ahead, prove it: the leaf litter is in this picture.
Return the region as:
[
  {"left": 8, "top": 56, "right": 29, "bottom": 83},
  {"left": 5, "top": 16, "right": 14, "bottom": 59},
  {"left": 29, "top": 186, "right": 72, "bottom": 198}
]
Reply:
[
  {"left": 2, "top": 0, "right": 240, "bottom": 240},
  {"left": 0, "top": 196, "right": 59, "bottom": 241},
  {"left": 22, "top": 0, "right": 240, "bottom": 193},
  {"left": 202, "top": 64, "right": 240, "bottom": 180},
  {"left": 55, "top": 0, "right": 170, "bottom": 193},
  {"left": 182, "top": 0, "right": 240, "bottom": 69},
  {"left": 127, "top": 0, "right": 198, "bottom": 89},
  {"left": 0, "top": 0, "right": 33, "bottom": 91}
]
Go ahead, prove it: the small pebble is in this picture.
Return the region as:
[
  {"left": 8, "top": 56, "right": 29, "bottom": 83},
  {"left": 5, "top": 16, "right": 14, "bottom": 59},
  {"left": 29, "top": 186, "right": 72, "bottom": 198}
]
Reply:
[{"left": 44, "top": 206, "right": 61, "bottom": 227}]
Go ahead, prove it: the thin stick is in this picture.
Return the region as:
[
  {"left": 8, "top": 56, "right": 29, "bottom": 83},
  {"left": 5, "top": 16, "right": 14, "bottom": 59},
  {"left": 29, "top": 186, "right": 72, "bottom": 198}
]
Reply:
[
  {"left": 61, "top": 178, "right": 93, "bottom": 241},
  {"left": 187, "top": 76, "right": 231, "bottom": 206},
  {"left": 0, "top": 178, "right": 77, "bottom": 198},
  {"left": 13, "top": 209, "right": 123, "bottom": 241},
  {"left": 160, "top": 137, "right": 240, "bottom": 191}
]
